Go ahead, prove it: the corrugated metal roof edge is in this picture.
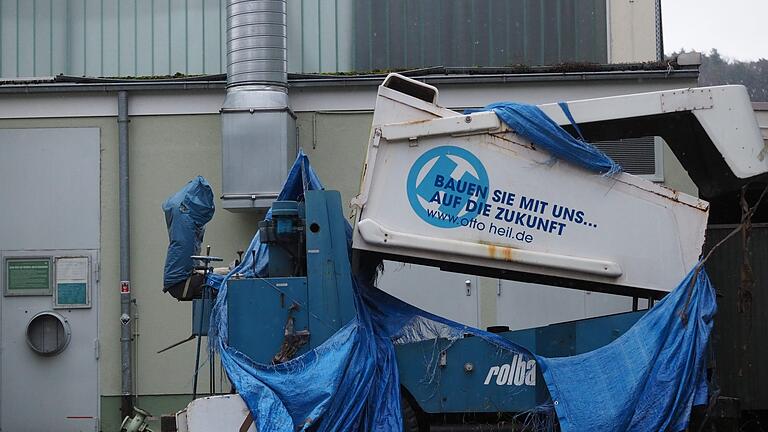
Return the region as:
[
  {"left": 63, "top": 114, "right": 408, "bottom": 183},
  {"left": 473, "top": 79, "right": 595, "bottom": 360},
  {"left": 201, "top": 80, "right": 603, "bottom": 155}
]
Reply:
[{"left": 0, "top": 66, "right": 698, "bottom": 94}]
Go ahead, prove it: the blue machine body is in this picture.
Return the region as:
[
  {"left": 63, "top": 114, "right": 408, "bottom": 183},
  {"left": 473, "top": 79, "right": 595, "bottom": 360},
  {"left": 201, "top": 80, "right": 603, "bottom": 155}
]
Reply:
[
  {"left": 227, "top": 190, "right": 356, "bottom": 362},
  {"left": 396, "top": 310, "right": 645, "bottom": 413},
  {"left": 228, "top": 277, "right": 309, "bottom": 360},
  {"left": 225, "top": 189, "right": 645, "bottom": 413}
]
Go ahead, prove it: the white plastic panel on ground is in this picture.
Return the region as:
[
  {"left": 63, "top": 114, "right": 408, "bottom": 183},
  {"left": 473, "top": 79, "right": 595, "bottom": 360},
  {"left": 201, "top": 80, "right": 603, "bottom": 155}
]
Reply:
[{"left": 178, "top": 395, "right": 256, "bottom": 432}]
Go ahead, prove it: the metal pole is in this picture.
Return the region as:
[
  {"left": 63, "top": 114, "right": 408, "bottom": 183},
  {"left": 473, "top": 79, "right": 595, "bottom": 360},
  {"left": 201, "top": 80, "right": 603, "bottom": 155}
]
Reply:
[
  {"left": 118, "top": 90, "right": 134, "bottom": 419},
  {"left": 655, "top": 0, "right": 664, "bottom": 62},
  {"left": 192, "top": 313, "right": 203, "bottom": 400},
  {"left": 193, "top": 258, "right": 212, "bottom": 400}
]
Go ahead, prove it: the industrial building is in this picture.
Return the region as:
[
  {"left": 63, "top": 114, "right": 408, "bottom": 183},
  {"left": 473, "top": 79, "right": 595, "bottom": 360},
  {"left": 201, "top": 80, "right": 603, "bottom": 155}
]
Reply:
[{"left": 1, "top": 1, "right": 760, "bottom": 431}]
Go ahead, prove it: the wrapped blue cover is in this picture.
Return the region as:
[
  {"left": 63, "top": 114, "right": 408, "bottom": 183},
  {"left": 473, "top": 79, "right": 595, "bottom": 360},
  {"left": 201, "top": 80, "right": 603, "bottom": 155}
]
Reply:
[
  {"left": 162, "top": 176, "right": 215, "bottom": 290},
  {"left": 537, "top": 268, "right": 715, "bottom": 431},
  {"left": 480, "top": 102, "right": 622, "bottom": 176},
  {"left": 209, "top": 152, "right": 713, "bottom": 432}
]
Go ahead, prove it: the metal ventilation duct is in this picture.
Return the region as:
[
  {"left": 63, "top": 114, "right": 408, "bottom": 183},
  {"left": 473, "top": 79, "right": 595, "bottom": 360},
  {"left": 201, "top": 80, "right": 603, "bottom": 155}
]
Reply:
[{"left": 221, "top": 0, "right": 296, "bottom": 210}]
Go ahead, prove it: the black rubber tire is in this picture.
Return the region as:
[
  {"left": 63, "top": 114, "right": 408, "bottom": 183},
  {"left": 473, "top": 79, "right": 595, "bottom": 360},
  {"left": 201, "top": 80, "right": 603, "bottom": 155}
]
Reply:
[{"left": 401, "top": 394, "right": 424, "bottom": 432}]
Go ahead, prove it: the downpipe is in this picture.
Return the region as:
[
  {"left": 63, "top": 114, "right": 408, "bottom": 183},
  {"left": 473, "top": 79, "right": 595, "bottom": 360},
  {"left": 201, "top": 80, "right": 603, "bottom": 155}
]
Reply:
[{"left": 118, "top": 90, "right": 134, "bottom": 419}]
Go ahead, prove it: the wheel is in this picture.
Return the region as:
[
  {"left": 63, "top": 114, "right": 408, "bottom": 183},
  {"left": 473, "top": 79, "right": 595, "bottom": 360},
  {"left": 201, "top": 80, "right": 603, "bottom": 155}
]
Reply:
[{"left": 401, "top": 393, "right": 427, "bottom": 432}]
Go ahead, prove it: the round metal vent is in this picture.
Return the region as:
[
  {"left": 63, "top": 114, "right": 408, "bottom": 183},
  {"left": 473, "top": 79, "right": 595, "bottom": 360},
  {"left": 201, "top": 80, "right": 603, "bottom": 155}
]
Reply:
[{"left": 26, "top": 311, "right": 71, "bottom": 356}]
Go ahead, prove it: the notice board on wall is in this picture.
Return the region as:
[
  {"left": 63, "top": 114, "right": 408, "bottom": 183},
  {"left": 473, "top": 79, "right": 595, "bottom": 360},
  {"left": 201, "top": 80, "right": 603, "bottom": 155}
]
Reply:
[
  {"left": 54, "top": 257, "right": 90, "bottom": 308},
  {"left": 4, "top": 258, "right": 52, "bottom": 296}
]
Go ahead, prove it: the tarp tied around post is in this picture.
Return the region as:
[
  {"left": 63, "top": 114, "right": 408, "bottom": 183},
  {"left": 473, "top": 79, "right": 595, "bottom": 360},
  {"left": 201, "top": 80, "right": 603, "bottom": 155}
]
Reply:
[
  {"left": 162, "top": 176, "right": 215, "bottom": 290},
  {"left": 480, "top": 102, "right": 622, "bottom": 176},
  {"left": 537, "top": 267, "right": 715, "bottom": 431},
  {"left": 209, "top": 152, "right": 714, "bottom": 432}
]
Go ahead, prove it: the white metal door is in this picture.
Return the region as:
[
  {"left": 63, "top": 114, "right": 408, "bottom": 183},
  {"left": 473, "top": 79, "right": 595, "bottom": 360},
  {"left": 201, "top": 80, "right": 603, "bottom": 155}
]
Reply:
[
  {"left": 0, "top": 128, "right": 100, "bottom": 432},
  {"left": 495, "top": 280, "right": 634, "bottom": 331},
  {"left": 377, "top": 261, "right": 480, "bottom": 327}
]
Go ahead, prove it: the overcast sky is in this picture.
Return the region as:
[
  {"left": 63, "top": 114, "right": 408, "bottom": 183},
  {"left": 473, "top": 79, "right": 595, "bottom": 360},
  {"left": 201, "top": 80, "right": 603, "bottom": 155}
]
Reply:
[{"left": 662, "top": 0, "right": 768, "bottom": 61}]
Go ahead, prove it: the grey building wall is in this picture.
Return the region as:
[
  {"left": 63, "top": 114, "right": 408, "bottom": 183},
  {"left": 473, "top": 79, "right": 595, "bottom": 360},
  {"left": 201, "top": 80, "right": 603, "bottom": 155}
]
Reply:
[
  {"left": 298, "top": 112, "right": 372, "bottom": 210},
  {"left": 661, "top": 143, "right": 698, "bottom": 196},
  {"left": 0, "top": 0, "right": 659, "bottom": 78},
  {"left": 352, "top": 0, "right": 608, "bottom": 71},
  {"left": 0, "top": 0, "right": 354, "bottom": 77}
]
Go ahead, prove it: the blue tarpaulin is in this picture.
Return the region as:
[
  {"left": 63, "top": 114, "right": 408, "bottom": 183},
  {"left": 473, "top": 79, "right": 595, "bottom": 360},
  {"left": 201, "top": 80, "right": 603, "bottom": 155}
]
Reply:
[
  {"left": 162, "top": 176, "right": 215, "bottom": 290},
  {"left": 208, "top": 152, "right": 407, "bottom": 431},
  {"left": 208, "top": 151, "right": 713, "bottom": 431},
  {"left": 480, "top": 102, "right": 622, "bottom": 176},
  {"left": 538, "top": 268, "right": 715, "bottom": 431}
]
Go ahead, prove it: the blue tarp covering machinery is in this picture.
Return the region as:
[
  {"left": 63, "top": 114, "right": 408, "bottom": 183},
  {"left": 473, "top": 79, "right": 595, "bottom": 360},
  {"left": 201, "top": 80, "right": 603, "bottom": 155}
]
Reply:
[
  {"left": 164, "top": 153, "right": 714, "bottom": 432},
  {"left": 161, "top": 176, "right": 215, "bottom": 296},
  {"left": 203, "top": 154, "right": 714, "bottom": 432},
  {"left": 163, "top": 73, "right": 768, "bottom": 431}
]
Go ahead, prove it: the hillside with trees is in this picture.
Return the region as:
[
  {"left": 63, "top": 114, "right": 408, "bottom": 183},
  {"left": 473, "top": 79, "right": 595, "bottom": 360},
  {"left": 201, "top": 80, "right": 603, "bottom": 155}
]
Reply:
[{"left": 679, "top": 49, "right": 768, "bottom": 101}]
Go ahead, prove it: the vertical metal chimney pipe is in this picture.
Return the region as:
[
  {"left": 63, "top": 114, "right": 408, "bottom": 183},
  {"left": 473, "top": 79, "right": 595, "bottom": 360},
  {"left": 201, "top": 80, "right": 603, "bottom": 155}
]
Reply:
[
  {"left": 226, "top": 0, "right": 287, "bottom": 88},
  {"left": 221, "top": 0, "right": 295, "bottom": 210},
  {"left": 118, "top": 90, "right": 134, "bottom": 419}
]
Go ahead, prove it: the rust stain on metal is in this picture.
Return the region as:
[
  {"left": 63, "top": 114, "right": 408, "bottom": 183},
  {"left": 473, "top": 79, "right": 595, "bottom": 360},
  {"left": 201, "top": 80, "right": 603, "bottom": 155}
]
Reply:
[
  {"left": 616, "top": 177, "right": 709, "bottom": 212},
  {"left": 502, "top": 246, "right": 513, "bottom": 261},
  {"left": 482, "top": 241, "right": 516, "bottom": 262},
  {"left": 490, "top": 132, "right": 536, "bottom": 151}
]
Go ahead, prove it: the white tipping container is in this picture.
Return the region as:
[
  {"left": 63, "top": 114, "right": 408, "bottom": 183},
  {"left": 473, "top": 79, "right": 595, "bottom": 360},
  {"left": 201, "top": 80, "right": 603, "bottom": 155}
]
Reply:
[{"left": 351, "top": 74, "right": 718, "bottom": 296}]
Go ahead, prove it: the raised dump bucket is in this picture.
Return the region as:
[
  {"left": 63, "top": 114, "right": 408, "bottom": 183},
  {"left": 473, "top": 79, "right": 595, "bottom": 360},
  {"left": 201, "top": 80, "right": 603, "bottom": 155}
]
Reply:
[{"left": 351, "top": 74, "right": 763, "bottom": 296}]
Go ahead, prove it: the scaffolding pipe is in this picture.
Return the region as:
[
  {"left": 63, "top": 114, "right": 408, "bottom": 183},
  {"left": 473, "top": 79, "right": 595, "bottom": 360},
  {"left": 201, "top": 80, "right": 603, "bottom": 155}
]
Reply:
[{"left": 118, "top": 90, "right": 134, "bottom": 419}]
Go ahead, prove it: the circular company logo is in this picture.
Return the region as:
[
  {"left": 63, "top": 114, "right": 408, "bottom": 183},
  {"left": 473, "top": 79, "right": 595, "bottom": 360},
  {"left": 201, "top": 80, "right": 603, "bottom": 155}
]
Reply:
[{"left": 406, "top": 146, "right": 490, "bottom": 228}]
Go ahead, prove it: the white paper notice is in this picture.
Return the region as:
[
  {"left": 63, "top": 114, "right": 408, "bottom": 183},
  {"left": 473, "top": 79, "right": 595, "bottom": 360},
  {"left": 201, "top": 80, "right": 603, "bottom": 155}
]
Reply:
[{"left": 56, "top": 257, "right": 88, "bottom": 282}]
